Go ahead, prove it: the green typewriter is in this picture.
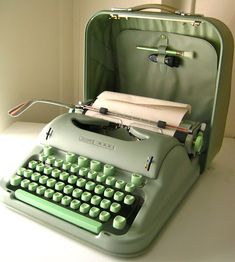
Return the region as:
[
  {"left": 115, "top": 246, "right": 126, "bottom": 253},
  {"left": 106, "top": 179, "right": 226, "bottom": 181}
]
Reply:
[{"left": 0, "top": 4, "right": 233, "bottom": 257}]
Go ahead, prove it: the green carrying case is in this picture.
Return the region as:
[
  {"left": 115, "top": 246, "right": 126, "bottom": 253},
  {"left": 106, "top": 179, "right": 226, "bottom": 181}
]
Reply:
[
  {"left": 85, "top": 3, "right": 233, "bottom": 172},
  {"left": 0, "top": 4, "right": 233, "bottom": 258}
]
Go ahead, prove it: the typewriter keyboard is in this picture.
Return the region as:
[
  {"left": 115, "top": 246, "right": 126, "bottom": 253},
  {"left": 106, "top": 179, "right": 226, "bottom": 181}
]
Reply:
[{"left": 7, "top": 146, "right": 144, "bottom": 235}]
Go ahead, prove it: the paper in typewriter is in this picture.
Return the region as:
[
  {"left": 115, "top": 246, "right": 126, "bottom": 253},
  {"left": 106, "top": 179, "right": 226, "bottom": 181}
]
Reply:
[{"left": 85, "top": 91, "right": 191, "bottom": 136}]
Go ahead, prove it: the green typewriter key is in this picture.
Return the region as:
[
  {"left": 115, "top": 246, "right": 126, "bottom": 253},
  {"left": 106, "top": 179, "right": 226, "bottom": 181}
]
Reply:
[
  {"left": 43, "top": 145, "right": 53, "bottom": 156},
  {"left": 43, "top": 145, "right": 54, "bottom": 156},
  {"left": 72, "top": 188, "right": 83, "bottom": 198},
  {"left": 52, "top": 192, "right": 63, "bottom": 202},
  {"left": 38, "top": 153, "right": 47, "bottom": 162},
  {"left": 125, "top": 183, "right": 135, "bottom": 193},
  {"left": 28, "top": 182, "right": 38, "bottom": 192},
  {"left": 20, "top": 179, "right": 30, "bottom": 189},
  {"left": 68, "top": 175, "right": 77, "bottom": 185},
  {"left": 113, "top": 191, "right": 125, "bottom": 202},
  {"left": 51, "top": 169, "right": 61, "bottom": 178},
  {"left": 63, "top": 185, "right": 74, "bottom": 195},
  {"left": 17, "top": 167, "right": 26, "bottom": 176},
  {"left": 36, "top": 163, "right": 44, "bottom": 172},
  {"left": 43, "top": 166, "right": 53, "bottom": 175},
  {"left": 36, "top": 185, "right": 46, "bottom": 195},
  {"left": 87, "top": 170, "right": 97, "bottom": 180},
  {"left": 100, "top": 199, "right": 111, "bottom": 209},
  {"left": 70, "top": 199, "right": 81, "bottom": 210},
  {"left": 79, "top": 167, "right": 89, "bottom": 177},
  {"left": 85, "top": 181, "right": 96, "bottom": 191},
  {"left": 105, "top": 176, "right": 116, "bottom": 186},
  {"left": 65, "top": 152, "right": 77, "bottom": 163},
  {"left": 39, "top": 175, "right": 48, "bottom": 185},
  {"left": 115, "top": 180, "right": 126, "bottom": 190},
  {"left": 99, "top": 211, "right": 110, "bottom": 222},
  {"left": 131, "top": 173, "right": 143, "bottom": 186},
  {"left": 54, "top": 159, "right": 63, "bottom": 168},
  {"left": 44, "top": 189, "right": 54, "bottom": 199},
  {"left": 10, "top": 175, "right": 22, "bottom": 186},
  {"left": 28, "top": 160, "right": 37, "bottom": 169},
  {"left": 46, "top": 178, "right": 57, "bottom": 188},
  {"left": 103, "top": 164, "right": 115, "bottom": 176},
  {"left": 62, "top": 162, "right": 72, "bottom": 171},
  {"left": 31, "top": 172, "right": 41, "bottom": 182},
  {"left": 70, "top": 164, "right": 79, "bottom": 173},
  {"left": 23, "top": 169, "right": 33, "bottom": 179},
  {"left": 59, "top": 171, "right": 69, "bottom": 181},
  {"left": 110, "top": 202, "right": 121, "bottom": 213},
  {"left": 90, "top": 160, "right": 102, "bottom": 172},
  {"left": 124, "top": 195, "right": 135, "bottom": 205},
  {"left": 78, "top": 156, "right": 89, "bottom": 167},
  {"left": 104, "top": 188, "right": 114, "bottom": 198},
  {"left": 113, "top": 215, "right": 126, "bottom": 230},
  {"left": 90, "top": 195, "right": 102, "bottom": 206},
  {"left": 81, "top": 192, "right": 92, "bottom": 202},
  {"left": 89, "top": 207, "right": 100, "bottom": 218},
  {"left": 96, "top": 173, "right": 106, "bottom": 183},
  {"left": 45, "top": 155, "right": 55, "bottom": 165},
  {"left": 61, "top": 195, "right": 72, "bottom": 206},
  {"left": 76, "top": 178, "right": 86, "bottom": 188},
  {"left": 55, "top": 181, "right": 65, "bottom": 191},
  {"left": 79, "top": 203, "right": 90, "bottom": 214},
  {"left": 47, "top": 156, "right": 56, "bottom": 165},
  {"left": 94, "top": 184, "right": 105, "bottom": 195}
]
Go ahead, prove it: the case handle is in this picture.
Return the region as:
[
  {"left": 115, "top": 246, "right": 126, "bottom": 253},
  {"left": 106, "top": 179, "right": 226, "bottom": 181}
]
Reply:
[
  {"left": 112, "top": 4, "right": 184, "bottom": 14},
  {"left": 129, "top": 4, "right": 179, "bottom": 13}
]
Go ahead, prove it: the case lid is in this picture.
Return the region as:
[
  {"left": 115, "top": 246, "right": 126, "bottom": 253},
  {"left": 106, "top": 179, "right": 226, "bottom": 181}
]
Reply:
[{"left": 84, "top": 5, "right": 233, "bottom": 171}]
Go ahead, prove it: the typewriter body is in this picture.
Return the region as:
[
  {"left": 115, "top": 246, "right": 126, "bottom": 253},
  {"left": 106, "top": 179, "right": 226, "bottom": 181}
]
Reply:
[{"left": 0, "top": 4, "right": 233, "bottom": 257}]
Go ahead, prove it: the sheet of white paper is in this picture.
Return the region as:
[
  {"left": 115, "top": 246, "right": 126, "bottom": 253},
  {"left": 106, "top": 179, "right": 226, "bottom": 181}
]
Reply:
[{"left": 85, "top": 91, "right": 191, "bottom": 136}]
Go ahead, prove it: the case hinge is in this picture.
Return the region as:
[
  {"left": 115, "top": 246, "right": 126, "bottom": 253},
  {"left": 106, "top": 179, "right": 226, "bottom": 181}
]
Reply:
[
  {"left": 192, "top": 20, "right": 202, "bottom": 26},
  {"left": 110, "top": 13, "right": 129, "bottom": 20},
  {"left": 110, "top": 13, "right": 119, "bottom": 20}
]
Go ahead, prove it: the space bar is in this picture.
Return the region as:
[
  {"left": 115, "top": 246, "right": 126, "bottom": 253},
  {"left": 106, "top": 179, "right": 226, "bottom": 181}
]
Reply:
[{"left": 15, "top": 189, "right": 103, "bottom": 234}]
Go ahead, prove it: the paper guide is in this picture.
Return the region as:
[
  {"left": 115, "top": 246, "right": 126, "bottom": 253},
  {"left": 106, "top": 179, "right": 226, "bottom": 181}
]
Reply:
[{"left": 85, "top": 91, "right": 191, "bottom": 136}]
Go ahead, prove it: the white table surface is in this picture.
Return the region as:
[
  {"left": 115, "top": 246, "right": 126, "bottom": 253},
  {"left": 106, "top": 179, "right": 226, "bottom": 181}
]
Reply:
[{"left": 0, "top": 122, "right": 234, "bottom": 262}]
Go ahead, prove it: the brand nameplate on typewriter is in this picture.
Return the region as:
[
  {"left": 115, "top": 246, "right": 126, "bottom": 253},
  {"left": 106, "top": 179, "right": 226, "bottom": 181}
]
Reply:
[{"left": 79, "top": 136, "right": 115, "bottom": 150}]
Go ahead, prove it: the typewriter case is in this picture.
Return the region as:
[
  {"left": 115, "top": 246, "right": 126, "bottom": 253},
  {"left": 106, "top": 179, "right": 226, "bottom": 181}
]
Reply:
[{"left": 85, "top": 4, "right": 233, "bottom": 172}]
